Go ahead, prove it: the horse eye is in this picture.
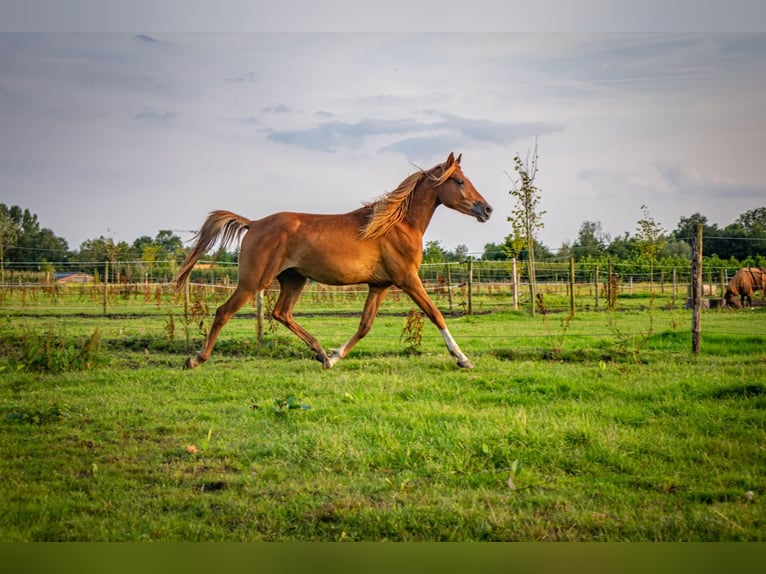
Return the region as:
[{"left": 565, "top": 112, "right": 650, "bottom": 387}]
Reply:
[{"left": 454, "top": 178, "right": 464, "bottom": 187}]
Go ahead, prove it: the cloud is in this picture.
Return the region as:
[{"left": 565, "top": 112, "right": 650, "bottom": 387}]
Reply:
[
  {"left": 133, "top": 34, "right": 158, "bottom": 44},
  {"left": 656, "top": 161, "right": 766, "bottom": 200},
  {"left": 264, "top": 117, "right": 427, "bottom": 151},
  {"left": 263, "top": 112, "right": 562, "bottom": 157},
  {"left": 262, "top": 104, "right": 292, "bottom": 114},
  {"left": 1, "top": 33, "right": 764, "bottom": 256},
  {"left": 133, "top": 110, "right": 176, "bottom": 122}
]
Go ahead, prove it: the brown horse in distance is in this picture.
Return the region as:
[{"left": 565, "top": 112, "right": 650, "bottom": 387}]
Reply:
[
  {"left": 724, "top": 267, "right": 766, "bottom": 308},
  {"left": 174, "top": 153, "right": 493, "bottom": 370}
]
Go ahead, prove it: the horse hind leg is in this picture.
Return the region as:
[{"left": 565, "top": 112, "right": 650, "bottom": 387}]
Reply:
[
  {"left": 186, "top": 286, "right": 254, "bottom": 369},
  {"left": 325, "top": 285, "right": 389, "bottom": 368},
  {"left": 271, "top": 270, "right": 332, "bottom": 367}
]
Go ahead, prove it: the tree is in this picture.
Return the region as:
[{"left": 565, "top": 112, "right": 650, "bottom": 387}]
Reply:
[
  {"left": 154, "top": 229, "right": 184, "bottom": 257},
  {"left": 423, "top": 240, "right": 448, "bottom": 263},
  {"left": 0, "top": 207, "right": 18, "bottom": 284},
  {"left": 0, "top": 204, "right": 68, "bottom": 266},
  {"left": 571, "top": 220, "right": 609, "bottom": 260},
  {"left": 736, "top": 207, "right": 766, "bottom": 236},
  {"left": 140, "top": 244, "right": 161, "bottom": 280},
  {"left": 661, "top": 237, "right": 691, "bottom": 259},
  {"left": 606, "top": 232, "right": 637, "bottom": 260},
  {"left": 635, "top": 205, "right": 667, "bottom": 287},
  {"left": 673, "top": 213, "right": 715, "bottom": 243},
  {"left": 506, "top": 141, "right": 546, "bottom": 316},
  {"left": 451, "top": 244, "right": 469, "bottom": 262}
]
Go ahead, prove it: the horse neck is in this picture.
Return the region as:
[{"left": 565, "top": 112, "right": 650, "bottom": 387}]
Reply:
[{"left": 404, "top": 180, "right": 440, "bottom": 236}]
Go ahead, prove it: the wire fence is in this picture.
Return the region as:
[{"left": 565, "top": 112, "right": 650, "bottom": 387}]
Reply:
[{"left": 0, "top": 257, "right": 758, "bottom": 318}]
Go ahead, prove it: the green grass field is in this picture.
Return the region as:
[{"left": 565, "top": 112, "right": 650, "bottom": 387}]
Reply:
[{"left": 1, "top": 291, "right": 764, "bottom": 541}]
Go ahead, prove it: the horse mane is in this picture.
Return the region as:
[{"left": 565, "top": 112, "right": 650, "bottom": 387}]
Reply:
[{"left": 359, "top": 160, "right": 458, "bottom": 240}]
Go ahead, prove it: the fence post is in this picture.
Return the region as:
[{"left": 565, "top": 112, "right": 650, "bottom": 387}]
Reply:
[
  {"left": 466, "top": 257, "right": 473, "bottom": 315},
  {"left": 594, "top": 265, "right": 599, "bottom": 309},
  {"left": 446, "top": 263, "right": 453, "bottom": 311},
  {"left": 691, "top": 224, "right": 703, "bottom": 355},
  {"left": 511, "top": 258, "right": 518, "bottom": 311},
  {"left": 719, "top": 269, "right": 725, "bottom": 301},
  {"left": 256, "top": 290, "right": 264, "bottom": 344},
  {"left": 184, "top": 278, "right": 190, "bottom": 320},
  {"left": 103, "top": 260, "right": 109, "bottom": 315},
  {"left": 569, "top": 257, "right": 575, "bottom": 316},
  {"left": 672, "top": 268, "right": 677, "bottom": 309},
  {"left": 607, "top": 258, "right": 615, "bottom": 311}
]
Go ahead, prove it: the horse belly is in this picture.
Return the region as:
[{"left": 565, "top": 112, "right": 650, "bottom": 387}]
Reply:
[{"left": 297, "top": 249, "right": 384, "bottom": 285}]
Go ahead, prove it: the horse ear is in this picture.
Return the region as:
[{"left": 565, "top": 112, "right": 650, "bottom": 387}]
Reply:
[
  {"left": 446, "top": 152, "right": 455, "bottom": 166},
  {"left": 456, "top": 153, "right": 462, "bottom": 164}
]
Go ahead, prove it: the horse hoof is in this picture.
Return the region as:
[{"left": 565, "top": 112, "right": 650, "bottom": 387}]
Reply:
[
  {"left": 184, "top": 357, "right": 198, "bottom": 370},
  {"left": 457, "top": 358, "right": 474, "bottom": 369},
  {"left": 315, "top": 353, "right": 334, "bottom": 369}
]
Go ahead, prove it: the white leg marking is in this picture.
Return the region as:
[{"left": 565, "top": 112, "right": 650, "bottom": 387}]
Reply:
[
  {"left": 326, "top": 338, "right": 352, "bottom": 368},
  {"left": 439, "top": 328, "right": 461, "bottom": 356},
  {"left": 439, "top": 328, "right": 472, "bottom": 367}
]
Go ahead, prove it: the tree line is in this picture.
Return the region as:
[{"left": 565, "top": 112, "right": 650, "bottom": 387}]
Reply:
[
  {"left": 478, "top": 207, "right": 766, "bottom": 268},
  {"left": 2, "top": 202, "right": 765, "bottom": 277},
  {"left": 0, "top": 203, "right": 191, "bottom": 268}
]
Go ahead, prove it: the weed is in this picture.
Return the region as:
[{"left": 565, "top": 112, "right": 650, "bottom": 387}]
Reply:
[
  {"left": 1, "top": 325, "right": 103, "bottom": 373},
  {"left": 400, "top": 309, "right": 424, "bottom": 351},
  {"left": 606, "top": 313, "right": 654, "bottom": 363},
  {"left": 540, "top": 308, "right": 574, "bottom": 358},
  {"left": 180, "top": 288, "right": 210, "bottom": 350},
  {"left": 536, "top": 292, "right": 547, "bottom": 315},
  {"left": 606, "top": 296, "right": 656, "bottom": 363},
  {"left": 606, "top": 273, "right": 619, "bottom": 311},
  {"left": 6, "top": 402, "right": 69, "bottom": 424},
  {"left": 270, "top": 395, "right": 312, "bottom": 417},
  {"left": 164, "top": 308, "right": 175, "bottom": 345}
]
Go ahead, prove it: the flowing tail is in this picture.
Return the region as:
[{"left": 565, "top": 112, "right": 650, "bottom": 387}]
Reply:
[{"left": 174, "top": 210, "right": 251, "bottom": 291}]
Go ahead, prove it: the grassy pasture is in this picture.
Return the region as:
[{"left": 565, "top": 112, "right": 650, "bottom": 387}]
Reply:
[{"left": 0, "top": 288, "right": 764, "bottom": 541}]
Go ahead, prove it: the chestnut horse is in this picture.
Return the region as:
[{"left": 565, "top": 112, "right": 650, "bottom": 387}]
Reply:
[
  {"left": 724, "top": 267, "right": 766, "bottom": 308},
  {"left": 174, "top": 153, "right": 492, "bottom": 370}
]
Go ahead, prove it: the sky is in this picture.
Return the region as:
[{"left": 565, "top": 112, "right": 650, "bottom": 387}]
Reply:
[{"left": 2, "top": 3, "right": 766, "bottom": 257}]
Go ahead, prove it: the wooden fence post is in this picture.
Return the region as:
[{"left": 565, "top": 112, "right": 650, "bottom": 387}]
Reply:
[
  {"left": 511, "top": 258, "right": 518, "bottom": 311},
  {"left": 719, "top": 269, "right": 725, "bottom": 301},
  {"left": 594, "top": 265, "right": 599, "bottom": 309},
  {"left": 672, "top": 268, "right": 677, "bottom": 309},
  {"left": 103, "top": 260, "right": 109, "bottom": 315},
  {"left": 466, "top": 257, "right": 473, "bottom": 315},
  {"left": 446, "top": 263, "right": 453, "bottom": 311},
  {"left": 692, "top": 224, "right": 703, "bottom": 355},
  {"left": 569, "top": 257, "right": 575, "bottom": 316},
  {"left": 256, "top": 290, "right": 264, "bottom": 344}
]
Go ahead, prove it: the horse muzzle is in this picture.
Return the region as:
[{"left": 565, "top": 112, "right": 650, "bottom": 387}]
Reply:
[{"left": 472, "top": 202, "right": 493, "bottom": 223}]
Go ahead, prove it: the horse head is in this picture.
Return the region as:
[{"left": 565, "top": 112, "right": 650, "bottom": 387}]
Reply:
[
  {"left": 724, "top": 288, "right": 741, "bottom": 308},
  {"left": 431, "top": 152, "right": 493, "bottom": 223}
]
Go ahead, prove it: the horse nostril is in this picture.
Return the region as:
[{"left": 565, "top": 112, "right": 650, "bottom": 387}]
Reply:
[{"left": 484, "top": 205, "right": 493, "bottom": 215}]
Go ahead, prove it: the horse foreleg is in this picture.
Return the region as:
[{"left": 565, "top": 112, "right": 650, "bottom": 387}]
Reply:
[
  {"left": 325, "top": 285, "right": 389, "bottom": 368},
  {"left": 272, "top": 271, "right": 332, "bottom": 367},
  {"left": 186, "top": 287, "right": 254, "bottom": 369},
  {"left": 399, "top": 278, "right": 473, "bottom": 368}
]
